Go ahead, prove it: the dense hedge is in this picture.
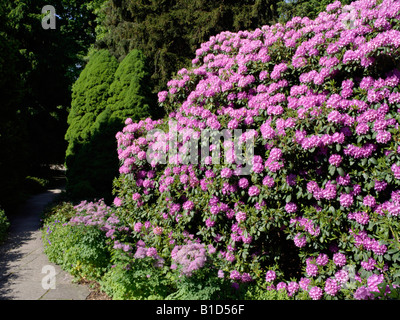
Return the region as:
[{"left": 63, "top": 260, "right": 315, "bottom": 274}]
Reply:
[{"left": 45, "top": 0, "right": 400, "bottom": 300}]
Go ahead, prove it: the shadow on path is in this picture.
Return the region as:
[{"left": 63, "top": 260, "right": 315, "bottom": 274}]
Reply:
[{"left": 0, "top": 188, "right": 90, "bottom": 300}]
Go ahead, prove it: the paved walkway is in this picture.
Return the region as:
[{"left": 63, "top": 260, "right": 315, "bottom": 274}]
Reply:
[{"left": 0, "top": 189, "right": 90, "bottom": 300}]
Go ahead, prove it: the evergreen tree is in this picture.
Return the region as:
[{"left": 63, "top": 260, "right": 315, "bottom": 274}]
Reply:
[
  {"left": 95, "top": 0, "right": 279, "bottom": 94},
  {"left": 104, "top": 49, "right": 155, "bottom": 125},
  {"left": 65, "top": 49, "right": 155, "bottom": 201},
  {"left": 65, "top": 49, "right": 118, "bottom": 152},
  {"left": 65, "top": 49, "right": 118, "bottom": 199},
  {"left": 89, "top": 49, "right": 156, "bottom": 201}
]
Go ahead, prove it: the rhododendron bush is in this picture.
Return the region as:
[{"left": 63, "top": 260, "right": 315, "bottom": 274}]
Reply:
[
  {"left": 60, "top": 0, "right": 400, "bottom": 299},
  {"left": 110, "top": 0, "right": 400, "bottom": 299}
]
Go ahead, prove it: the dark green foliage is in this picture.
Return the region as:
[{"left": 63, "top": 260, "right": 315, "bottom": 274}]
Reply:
[
  {"left": 43, "top": 215, "right": 111, "bottom": 280},
  {"left": 95, "top": 0, "right": 279, "bottom": 93},
  {"left": 65, "top": 49, "right": 154, "bottom": 201},
  {"left": 65, "top": 49, "right": 119, "bottom": 200},
  {"left": 100, "top": 254, "right": 171, "bottom": 300},
  {"left": 0, "top": 208, "right": 10, "bottom": 243},
  {"left": 5, "top": 0, "right": 102, "bottom": 168},
  {"left": 0, "top": 22, "right": 29, "bottom": 211},
  {"left": 0, "top": 0, "right": 104, "bottom": 211},
  {"left": 65, "top": 49, "right": 118, "bottom": 151},
  {"left": 24, "top": 176, "right": 50, "bottom": 195},
  {"left": 105, "top": 49, "right": 157, "bottom": 123}
]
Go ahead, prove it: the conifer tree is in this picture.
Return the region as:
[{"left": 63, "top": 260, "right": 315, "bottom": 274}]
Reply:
[
  {"left": 65, "top": 49, "right": 155, "bottom": 201},
  {"left": 103, "top": 49, "right": 155, "bottom": 125},
  {"left": 65, "top": 49, "right": 118, "bottom": 199}
]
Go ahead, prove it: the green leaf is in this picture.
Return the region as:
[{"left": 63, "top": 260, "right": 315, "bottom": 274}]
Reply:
[
  {"left": 387, "top": 248, "right": 399, "bottom": 254},
  {"left": 337, "top": 167, "right": 345, "bottom": 177}
]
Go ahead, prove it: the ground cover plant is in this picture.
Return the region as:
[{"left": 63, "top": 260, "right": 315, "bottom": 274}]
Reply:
[{"left": 43, "top": 0, "right": 400, "bottom": 300}]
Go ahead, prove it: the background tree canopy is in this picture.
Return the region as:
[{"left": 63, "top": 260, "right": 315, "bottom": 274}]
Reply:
[
  {"left": 6, "top": 0, "right": 101, "bottom": 166},
  {"left": 0, "top": 0, "right": 101, "bottom": 210},
  {"left": 95, "top": 0, "right": 280, "bottom": 93},
  {"left": 0, "top": 18, "right": 27, "bottom": 212}
]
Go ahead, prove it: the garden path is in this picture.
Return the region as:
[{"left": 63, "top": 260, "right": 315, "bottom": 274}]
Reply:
[{"left": 0, "top": 188, "right": 90, "bottom": 300}]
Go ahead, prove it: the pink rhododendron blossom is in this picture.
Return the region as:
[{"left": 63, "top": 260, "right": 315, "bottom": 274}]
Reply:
[{"left": 265, "top": 270, "right": 276, "bottom": 283}]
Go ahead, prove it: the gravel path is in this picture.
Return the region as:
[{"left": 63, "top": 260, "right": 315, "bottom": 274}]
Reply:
[{"left": 0, "top": 189, "right": 90, "bottom": 300}]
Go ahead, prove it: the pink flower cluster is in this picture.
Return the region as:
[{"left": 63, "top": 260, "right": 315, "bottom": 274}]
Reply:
[
  {"left": 134, "top": 240, "right": 165, "bottom": 268},
  {"left": 290, "top": 216, "right": 321, "bottom": 248},
  {"left": 350, "top": 229, "right": 388, "bottom": 256},
  {"left": 171, "top": 241, "right": 210, "bottom": 276},
  {"left": 70, "top": 200, "right": 128, "bottom": 240}
]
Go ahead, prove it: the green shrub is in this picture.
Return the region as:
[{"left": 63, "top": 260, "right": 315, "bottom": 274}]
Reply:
[
  {"left": 102, "top": 49, "right": 155, "bottom": 125},
  {"left": 100, "top": 251, "right": 171, "bottom": 300},
  {"left": 42, "top": 203, "right": 111, "bottom": 281},
  {"left": 243, "top": 282, "right": 292, "bottom": 300},
  {"left": 65, "top": 50, "right": 118, "bottom": 151},
  {"left": 63, "top": 225, "right": 111, "bottom": 280},
  {"left": 165, "top": 266, "right": 240, "bottom": 300},
  {"left": 0, "top": 208, "right": 10, "bottom": 243}
]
